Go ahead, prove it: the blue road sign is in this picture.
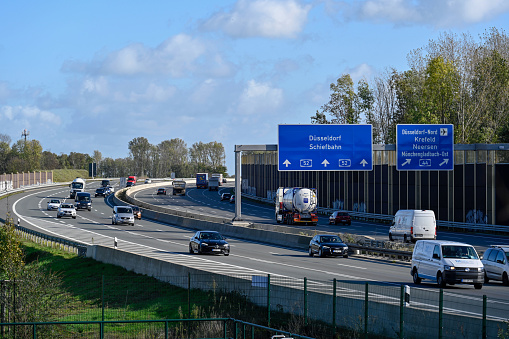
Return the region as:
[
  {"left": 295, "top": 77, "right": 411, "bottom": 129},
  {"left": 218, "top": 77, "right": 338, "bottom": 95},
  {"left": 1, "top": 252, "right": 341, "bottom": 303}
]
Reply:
[
  {"left": 278, "top": 124, "right": 373, "bottom": 171},
  {"left": 396, "top": 124, "right": 454, "bottom": 171}
]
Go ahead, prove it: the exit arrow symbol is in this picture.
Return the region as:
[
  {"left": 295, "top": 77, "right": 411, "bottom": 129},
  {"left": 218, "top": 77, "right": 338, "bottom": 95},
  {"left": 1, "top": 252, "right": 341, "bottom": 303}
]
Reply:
[
  {"left": 321, "top": 159, "right": 330, "bottom": 167},
  {"left": 360, "top": 159, "right": 368, "bottom": 167},
  {"left": 402, "top": 159, "right": 411, "bottom": 166},
  {"left": 283, "top": 159, "right": 291, "bottom": 167},
  {"left": 439, "top": 159, "right": 449, "bottom": 166}
]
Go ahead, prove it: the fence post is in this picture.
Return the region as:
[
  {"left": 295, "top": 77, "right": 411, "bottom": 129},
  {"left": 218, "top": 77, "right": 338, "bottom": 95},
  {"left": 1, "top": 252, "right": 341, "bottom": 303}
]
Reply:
[
  {"left": 304, "top": 277, "right": 307, "bottom": 326},
  {"left": 482, "top": 295, "right": 487, "bottom": 339},
  {"left": 332, "top": 278, "right": 337, "bottom": 337},
  {"left": 439, "top": 288, "right": 443, "bottom": 339},
  {"left": 267, "top": 274, "right": 271, "bottom": 327},
  {"left": 101, "top": 275, "right": 104, "bottom": 338},
  {"left": 188, "top": 272, "right": 191, "bottom": 319},
  {"left": 364, "top": 282, "right": 368, "bottom": 338},
  {"left": 399, "top": 285, "right": 404, "bottom": 339}
]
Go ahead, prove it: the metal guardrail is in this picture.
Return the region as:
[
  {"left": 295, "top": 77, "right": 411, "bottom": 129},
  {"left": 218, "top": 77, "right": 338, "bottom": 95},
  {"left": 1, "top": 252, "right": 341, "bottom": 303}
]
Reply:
[
  {"left": 241, "top": 193, "right": 509, "bottom": 234},
  {"left": 15, "top": 224, "right": 88, "bottom": 257}
]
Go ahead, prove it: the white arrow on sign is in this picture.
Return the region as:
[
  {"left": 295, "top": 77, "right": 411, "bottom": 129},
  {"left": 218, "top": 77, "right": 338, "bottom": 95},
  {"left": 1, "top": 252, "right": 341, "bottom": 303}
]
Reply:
[
  {"left": 360, "top": 159, "right": 368, "bottom": 167},
  {"left": 439, "top": 159, "right": 449, "bottom": 166},
  {"left": 402, "top": 159, "right": 411, "bottom": 166},
  {"left": 321, "top": 159, "right": 330, "bottom": 167},
  {"left": 283, "top": 159, "right": 291, "bottom": 167}
]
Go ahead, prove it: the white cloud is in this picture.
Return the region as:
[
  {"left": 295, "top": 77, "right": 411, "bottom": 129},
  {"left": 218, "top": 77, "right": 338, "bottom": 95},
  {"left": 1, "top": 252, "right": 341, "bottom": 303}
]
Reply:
[
  {"left": 63, "top": 34, "right": 235, "bottom": 79},
  {"left": 0, "top": 105, "right": 61, "bottom": 126},
  {"left": 237, "top": 80, "right": 284, "bottom": 115},
  {"left": 339, "top": 0, "right": 509, "bottom": 27},
  {"left": 344, "top": 63, "right": 375, "bottom": 83},
  {"left": 203, "top": 0, "right": 312, "bottom": 38}
]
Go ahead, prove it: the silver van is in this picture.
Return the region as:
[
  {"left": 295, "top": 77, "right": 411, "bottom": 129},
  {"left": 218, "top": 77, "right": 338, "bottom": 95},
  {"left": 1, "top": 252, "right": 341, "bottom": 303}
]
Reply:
[
  {"left": 112, "top": 206, "right": 135, "bottom": 226},
  {"left": 411, "top": 240, "right": 484, "bottom": 289}
]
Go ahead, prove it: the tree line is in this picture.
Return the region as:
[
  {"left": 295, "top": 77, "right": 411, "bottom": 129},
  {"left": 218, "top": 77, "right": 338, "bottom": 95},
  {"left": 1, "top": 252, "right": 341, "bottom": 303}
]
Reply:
[
  {"left": 312, "top": 27, "right": 509, "bottom": 145},
  {"left": 0, "top": 133, "right": 226, "bottom": 178},
  {"left": 101, "top": 137, "right": 226, "bottom": 178}
]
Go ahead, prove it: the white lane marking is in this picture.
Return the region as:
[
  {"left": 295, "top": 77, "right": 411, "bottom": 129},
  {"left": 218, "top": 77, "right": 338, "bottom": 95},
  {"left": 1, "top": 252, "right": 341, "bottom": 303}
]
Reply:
[{"left": 336, "top": 263, "right": 367, "bottom": 269}]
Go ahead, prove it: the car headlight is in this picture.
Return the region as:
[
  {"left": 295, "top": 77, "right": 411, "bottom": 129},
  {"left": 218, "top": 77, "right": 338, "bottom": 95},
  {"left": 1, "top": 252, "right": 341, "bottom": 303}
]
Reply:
[
  {"left": 444, "top": 265, "right": 455, "bottom": 271},
  {"left": 201, "top": 243, "right": 208, "bottom": 246},
  {"left": 224, "top": 243, "right": 229, "bottom": 248},
  {"left": 478, "top": 267, "right": 484, "bottom": 273},
  {"left": 322, "top": 246, "right": 330, "bottom": 249}
]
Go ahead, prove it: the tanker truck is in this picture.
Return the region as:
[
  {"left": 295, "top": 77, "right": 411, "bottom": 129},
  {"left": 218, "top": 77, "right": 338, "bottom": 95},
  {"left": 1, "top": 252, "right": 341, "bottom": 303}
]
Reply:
[
  {"left": 275, "top": 187, "right": 318, "bottom": 226},
  {"left": 69, "top": 177, "right": 86, "bottom": 199}
]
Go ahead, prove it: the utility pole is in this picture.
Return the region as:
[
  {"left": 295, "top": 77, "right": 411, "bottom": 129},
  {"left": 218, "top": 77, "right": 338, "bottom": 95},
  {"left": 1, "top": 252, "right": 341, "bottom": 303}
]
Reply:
[{"left": 21, "top": 129, "right": 29, "bottom": 142}]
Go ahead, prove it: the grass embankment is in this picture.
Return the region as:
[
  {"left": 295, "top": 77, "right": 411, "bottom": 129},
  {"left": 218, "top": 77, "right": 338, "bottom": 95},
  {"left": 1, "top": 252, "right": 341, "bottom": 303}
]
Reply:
[
  {"left": 51, "top": 169, "right": 89, "bottom": 183},
  {"left": 20, "top": 240, "right": 338, "bottom": 338}
]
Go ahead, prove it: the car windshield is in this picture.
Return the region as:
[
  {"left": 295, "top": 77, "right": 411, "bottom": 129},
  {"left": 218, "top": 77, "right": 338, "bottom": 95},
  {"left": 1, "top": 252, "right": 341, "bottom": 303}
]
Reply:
[
  {"left": 201, "top": 232, "right": 222, "bottom": 240},
  {"left": 50, "top": 200, "right": 59, "bottom": 203},
  {"left": 320, "top": 236, "right": 342, "bottom": 243},
  {"left": 442, "top": 245, "right": 479, "bottom": 259},
  {"left": 77, "top": 196, "right": 90, "bottom": 202},
  {"left": 117, "top": 207, "right": 132, "bottom": 214},
  {"left": 61, "top": 204, "right": 73, "bottom": 208}
]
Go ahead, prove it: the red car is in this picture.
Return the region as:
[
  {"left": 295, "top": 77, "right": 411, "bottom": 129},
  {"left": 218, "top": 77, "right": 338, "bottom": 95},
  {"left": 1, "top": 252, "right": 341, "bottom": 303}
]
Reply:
[{"left": 329, "top": 211, "right": 351, "bottom": 225}]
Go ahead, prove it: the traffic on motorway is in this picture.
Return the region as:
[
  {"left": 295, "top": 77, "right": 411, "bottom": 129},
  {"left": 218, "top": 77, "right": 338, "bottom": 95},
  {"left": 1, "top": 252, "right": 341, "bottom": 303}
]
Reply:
[{"left": 5, "top": 178, "right": 509, "bottom": 305}]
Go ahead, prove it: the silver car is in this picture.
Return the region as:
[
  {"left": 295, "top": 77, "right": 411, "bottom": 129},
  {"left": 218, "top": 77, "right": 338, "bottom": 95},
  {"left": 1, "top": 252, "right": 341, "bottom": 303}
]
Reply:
[{"left": 482, "top": 245, "right": 509, "bottom": 285}]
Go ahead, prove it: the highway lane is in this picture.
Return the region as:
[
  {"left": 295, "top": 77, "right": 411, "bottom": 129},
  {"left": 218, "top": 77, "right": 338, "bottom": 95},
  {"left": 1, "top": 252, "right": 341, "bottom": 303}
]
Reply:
[
  {"left": 132, "top": 182, "right": 509, "bottom": 252},
  {"left": 4, "top": 182, "right": 509, "bottom": 321}
]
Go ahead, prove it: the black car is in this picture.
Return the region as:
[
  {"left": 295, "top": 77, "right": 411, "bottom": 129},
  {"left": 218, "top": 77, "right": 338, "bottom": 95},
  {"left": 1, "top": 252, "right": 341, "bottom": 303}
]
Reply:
[
  {"left": 157, "top": 188, "right": 167, "bottom": 195},
  {"left": 221, "top": 193, "right": 232, "bottom": 201},
  {"left": 308, "top": 234, "right": 349, "bottom": 258},
  {"left": 189, "top": 230, "right": 230, "bottom": 256},
  {"left": 95, "top": 186, "right": 110, "bottom": 197}
]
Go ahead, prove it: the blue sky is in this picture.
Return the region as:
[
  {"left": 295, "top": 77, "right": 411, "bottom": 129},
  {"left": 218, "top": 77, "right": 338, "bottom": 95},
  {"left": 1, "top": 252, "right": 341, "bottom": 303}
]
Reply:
[{"left": 1, "top": 0, "right": 509, "bottom": 174}]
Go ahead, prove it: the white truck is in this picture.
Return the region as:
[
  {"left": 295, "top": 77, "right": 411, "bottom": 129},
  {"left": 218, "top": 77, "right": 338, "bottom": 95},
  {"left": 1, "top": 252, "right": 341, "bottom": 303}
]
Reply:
[
  {"left": 208, "top": 177, "right": 220, "bottom": 191},
  {"left": 211, "top": 173, "right": 223, "bottom": 186},
  {"left": 69, "top": 177, "right": 86, "bottom": 199},
  {"left": 275, "top": 187, "right": 318, "bottom": 226}
]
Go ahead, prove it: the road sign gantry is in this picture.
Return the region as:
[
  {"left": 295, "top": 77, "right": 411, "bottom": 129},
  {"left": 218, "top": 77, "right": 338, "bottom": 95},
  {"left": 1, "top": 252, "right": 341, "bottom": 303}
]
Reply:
[
  {"left": 278, "top": 124, "right": 373, "bottom": 171},
  {"left": 396, "top": 124, "right": 454, "bottom": 171}
]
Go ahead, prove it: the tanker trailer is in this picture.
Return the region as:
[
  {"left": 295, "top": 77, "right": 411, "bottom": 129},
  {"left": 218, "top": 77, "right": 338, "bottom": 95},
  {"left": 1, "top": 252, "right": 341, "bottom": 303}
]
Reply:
[{"left": 275, "top": 187, "right": 318, "bottom": 226}]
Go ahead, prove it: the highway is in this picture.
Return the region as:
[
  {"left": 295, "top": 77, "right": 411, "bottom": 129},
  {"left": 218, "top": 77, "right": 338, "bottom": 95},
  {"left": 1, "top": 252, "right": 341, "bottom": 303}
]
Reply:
[
  {"left": 3, "top": 180, "right": 509, "bottom": 321},
  {"left": 133, "top": 181, "right": 507, "bottom": 252}
]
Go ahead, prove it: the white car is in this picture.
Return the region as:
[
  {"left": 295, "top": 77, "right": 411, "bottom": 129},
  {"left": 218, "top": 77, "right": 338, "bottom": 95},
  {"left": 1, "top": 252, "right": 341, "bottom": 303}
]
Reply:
[
  {"left": 47, "top": 199, "right": 61, "bottom": 210},
  {"left": 57, "top": 203, "right": 76, "bottom": 219},
  {"left": 144, "top": 178, "right": 152, "bottom": 184}
]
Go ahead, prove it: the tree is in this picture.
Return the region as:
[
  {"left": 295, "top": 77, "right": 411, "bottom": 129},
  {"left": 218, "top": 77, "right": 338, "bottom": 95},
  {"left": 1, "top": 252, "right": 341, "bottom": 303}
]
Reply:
[
  {"left": 0, "top": 219, "right": 69, "bottom": 333},
  {"left": 371, "top": 69, "right": 399, "bottom": 144},
  {"left": 158, "top": 138, "right": 188, "bottom": 177},
  {"left": 128, "top": 137, "right": 152, "bottom": 176},
  {"left": 40, "top": 151, "right": 60, "bottom": 170},
  {"left": 472, "top": 50, "right": 509, "bottom": 143},
  {"left": 189, "top": 141, "right": 226, "bottom": 174},
  {"left": 0, "top": 217, "right": 24, "bottom": 279},
  {"left": 317, "top": 74, "right": 360, "bottom": 124}
]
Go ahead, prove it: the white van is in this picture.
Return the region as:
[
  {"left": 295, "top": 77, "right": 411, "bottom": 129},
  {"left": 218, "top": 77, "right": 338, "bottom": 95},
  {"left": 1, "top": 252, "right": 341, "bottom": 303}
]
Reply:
[
  {"left": 389, "top": 209, "right": 436, "bottom": 243},
  {"left": 411, "top": 240, "right": 484, "bottom": 289}
]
